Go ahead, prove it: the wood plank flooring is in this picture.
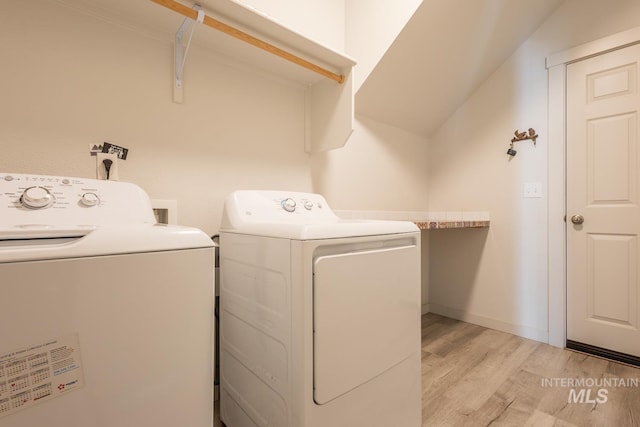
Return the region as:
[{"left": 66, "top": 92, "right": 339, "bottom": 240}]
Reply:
[
  {"left": 422, "top": 313, "right": 640, "bottom": 426},
  {"left": 216, "top": 313, "right": 640, "bottom": 426}
]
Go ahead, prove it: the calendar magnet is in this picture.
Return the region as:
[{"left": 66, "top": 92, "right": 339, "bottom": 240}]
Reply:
[{"left": 0, "top": 333, "right": 85, "bottom": 419}]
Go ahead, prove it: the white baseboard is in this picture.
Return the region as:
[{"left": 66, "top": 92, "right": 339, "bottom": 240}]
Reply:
[{"left": 428, "top": 303, "right": 548, "bottom": 343}]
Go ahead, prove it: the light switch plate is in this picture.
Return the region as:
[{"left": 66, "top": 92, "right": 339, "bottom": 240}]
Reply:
[{"left": 523, "top": 182, "right": 542, "bottom": 198}]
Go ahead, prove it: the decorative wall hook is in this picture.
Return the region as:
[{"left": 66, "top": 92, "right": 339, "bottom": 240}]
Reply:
[
  {"left": 512, "top": 128, "right": 538, "bottom": 144},
  {"left": 507, "top": 128, "right": 538, "bottom": 157}
]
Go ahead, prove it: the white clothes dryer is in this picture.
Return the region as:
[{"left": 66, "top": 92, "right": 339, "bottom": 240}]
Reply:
[
  {"left": 0, "top": 173, "right": 214, "bottom": 427},
  {"left": 219, "top": 190, "right": 421, "bottom": 427}
]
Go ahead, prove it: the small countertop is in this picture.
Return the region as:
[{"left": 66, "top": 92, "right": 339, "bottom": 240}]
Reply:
[
  {"left": 335, "top": 210, "right": 490, "bottom": 230},
  {"left": 413, "top": 220, "right": 490, "bottom": 230}
]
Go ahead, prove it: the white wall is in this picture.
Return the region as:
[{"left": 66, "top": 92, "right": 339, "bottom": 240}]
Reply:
[
  {"left": 345, "top": 0, "right": 422, "bottom": 92},
  {"left": 314, "top": 0, "right": 428, "bottom": 214},
  {"left": 0, "top": 0, "right": 428, "bottom": 240},
  {"left": 427, "top": 0, "right": 640, "bottom": 342},
  {"left": 311, "top": 115, "right": 428, "bottom": 211},
  {"left": 0, "top": 1, "right": 329, "bottom": 235}
]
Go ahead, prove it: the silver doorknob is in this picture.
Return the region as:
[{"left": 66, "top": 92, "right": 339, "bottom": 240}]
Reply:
[{"left": 571, "top": 214, "right": 584, "bottom": 225}]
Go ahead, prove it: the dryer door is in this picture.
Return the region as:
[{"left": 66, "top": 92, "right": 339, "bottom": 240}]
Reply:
[{"left": 312, "top": 244, "right": 420, "bottom": 405}]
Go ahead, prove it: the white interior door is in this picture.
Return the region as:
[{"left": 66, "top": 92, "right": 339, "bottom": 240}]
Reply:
[{"left": 567, "top": 43, "right": 640, "bottom": 358}]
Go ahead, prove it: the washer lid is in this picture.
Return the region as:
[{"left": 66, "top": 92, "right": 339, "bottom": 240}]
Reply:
[
  {"left": 0, "top": 224, "right": 213, "bottom": 263},
  {"left": 0, "top": 173, "right": 212, "bottom": 262},
  {"left": 220, "top": 190, "right": 418, "bottom": 239}
]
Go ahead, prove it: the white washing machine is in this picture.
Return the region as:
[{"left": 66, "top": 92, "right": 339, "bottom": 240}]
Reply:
[
  {"left": 0, "top": 173, "right": 214, "bottom": 427},
  {"left": 219, "top": 191, "right": 421, "bottom": 427}
]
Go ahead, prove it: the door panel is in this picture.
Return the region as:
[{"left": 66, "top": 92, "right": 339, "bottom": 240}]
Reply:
[
  {"left": 588, "top": 234, "right": 637, "bottom": 326},
  {"left": 312, "top": 245, "right": 420, "bottom": 405},
  {"left": 588, "top": 62, "right": 636, "bottom": 102},
  {"left": 589, "top": 114, "right": 636, "bottom": 204},
  {"left": 567, "top": 43, "right": 640, "bottom": 358}
]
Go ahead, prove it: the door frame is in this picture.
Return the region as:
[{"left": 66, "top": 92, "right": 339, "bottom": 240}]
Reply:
[{"left": 547, "top": 26, "right": 640, "bottom": 347}]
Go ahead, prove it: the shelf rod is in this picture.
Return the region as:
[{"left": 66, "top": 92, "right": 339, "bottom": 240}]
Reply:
[{"left": 149, "top": 0, "right": 345, "bottom": 84}]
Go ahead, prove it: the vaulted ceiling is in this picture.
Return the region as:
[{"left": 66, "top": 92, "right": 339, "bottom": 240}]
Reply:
[{"left": 354, "top": 0, "right": 565, "bottom": 137}]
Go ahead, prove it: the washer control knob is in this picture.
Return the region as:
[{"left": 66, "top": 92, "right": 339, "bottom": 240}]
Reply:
[
  {"left": 304, "top": 201, "right": 314, "bottom": 211},
  {"left": 282, "top": 198, "right": 296, "bottom": 212},
  {"left": 80, "top": 192, "right": 100, "bottom": 207},
  {"left": 21, "top": 186, "right": 55, "bottom": 209}
]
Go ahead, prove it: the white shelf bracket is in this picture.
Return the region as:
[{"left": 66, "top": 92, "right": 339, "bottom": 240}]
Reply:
[{"left": 173, "top": 4, "right": 203, "bottom": 103}]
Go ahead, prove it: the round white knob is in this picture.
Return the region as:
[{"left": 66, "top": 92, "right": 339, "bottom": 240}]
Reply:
[
  {"left": 282, "top": 198, "right": 296, "bottom": 212},
  {"left": 80, "top": 192, "right": 100, "bottom": 207},
  {"left": 304, "top": 201, "right": 313, "bottom": 210},
  {"left": 21, "top": 186, "right": 55, "bottom": 209}
]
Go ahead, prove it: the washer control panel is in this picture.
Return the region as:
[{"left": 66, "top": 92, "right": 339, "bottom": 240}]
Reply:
[
  {"left": 269, "top": 193, "right": 328, "bottom": 217},
  {"left": 223, "top": 190, "right": 339, "bottom": 228},
  {"left": 276, "top": 195, "right": 326, "bottom": 214},
  {"left": 279, "top": 197, "right": 323, "bottom": 213},
  {"left": 0, "top": 173, "right": 156, "bottom": 227}
]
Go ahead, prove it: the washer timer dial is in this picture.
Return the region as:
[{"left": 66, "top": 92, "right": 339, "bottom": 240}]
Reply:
[
  {"left": 80, "top": 192, "right": 100, "bottom": 207},
  {"left": 281, "top": 198, "right": 296, "bottom": 212},
  {"left": 20, "top": 186, "right": 55, "bottom": 209}
]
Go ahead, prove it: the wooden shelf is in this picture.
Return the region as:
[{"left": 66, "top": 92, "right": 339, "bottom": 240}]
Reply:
[{"left": 151, "top": 0, "right": 355, "bottom": 85}]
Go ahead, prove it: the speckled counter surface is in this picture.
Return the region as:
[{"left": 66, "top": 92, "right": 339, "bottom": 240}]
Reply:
[
  {"left": 335, "top": 210, "right": 490, "bottom": 230},
  {"left": 413, "top": 220, "right": 490, "bottom": 230}
]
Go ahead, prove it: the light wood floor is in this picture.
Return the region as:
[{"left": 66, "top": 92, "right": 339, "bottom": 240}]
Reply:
[
  {"left": 422, "top": 313, "right": 640, "bottom": 426},
  {"left": 216, "top": 313, "right": 640, "bottom": 426}
]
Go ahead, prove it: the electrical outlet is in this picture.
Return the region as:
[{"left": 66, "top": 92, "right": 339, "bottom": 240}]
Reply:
[{"left": 96, "top": 153, "right": 119, "bottom": 180}]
